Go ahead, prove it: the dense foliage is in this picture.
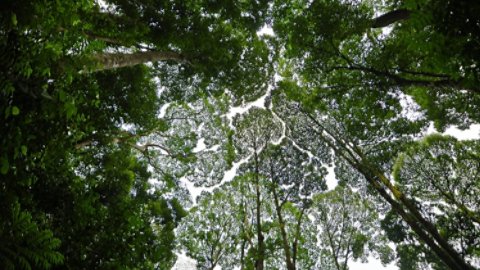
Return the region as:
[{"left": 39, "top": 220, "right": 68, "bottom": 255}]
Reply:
[{"left": 1, "top": 0, "right": 479, "bottom": 269}]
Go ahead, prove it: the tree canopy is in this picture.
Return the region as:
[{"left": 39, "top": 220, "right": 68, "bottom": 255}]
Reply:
[{"left": 1, "top": 0, "right": 480, "bottom": 269}]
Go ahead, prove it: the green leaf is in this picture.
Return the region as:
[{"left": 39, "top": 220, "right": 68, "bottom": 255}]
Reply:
[
  {"left": 12, "top": 106, "right": 20, "bottom": 116},
  {"left": 1, "top": 157, "right": 9, "bottom": 175},
  {"left": 4, "top": 106, "right": 10, "bottom": 118},
  {"left": 65, "top": 102, "right": 77, "bottom": 119},
  {"left": 21, "top": 145, "right": 28, "bottom": 156},
  {"left": 24, "top": 66, "right": 33, "bottom": 78},
  {"left": 41, "top": 67, "right": 51, "bottom": 77},
  {"left": 58, "top": 90, "right": 66, "bottom": 102},
  {"left": 11, "top": 13, "right": 17, "bottom": 26}
]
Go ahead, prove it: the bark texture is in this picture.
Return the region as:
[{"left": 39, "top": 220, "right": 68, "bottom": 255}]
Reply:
[{"left": 91, "top": 51, "right": 187, "bottom": 71}]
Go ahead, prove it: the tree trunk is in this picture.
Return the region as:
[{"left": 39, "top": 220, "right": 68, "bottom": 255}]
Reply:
[
  {"left": 253, "top": 148, "right": 265, "bottom": 270},
  {"left": 271, "top": 184, "right": 295, "bottom": 270},
  {"left": 90, "top": 51, "right": 187, "bottom": 71},
  {"left": 351, "top": 151, "right": 474, "bottom": 270},
  {"left": 240, "top": 238, "right": 246, "bottom": 270},
  {"left": 325, "top": 228, "right": 342, "bottom": 270},
  {"left": 368, "top": 167, "right": 474, "bottom": 270},
  {"left": 305, "top": 113, "right": 475, "bottom": 270},
  {"left": 292, "top": 207, "right": 305, "bottom": 268},
  {"left": 372, "top": 9, "right": 411, "bottom": 28}
]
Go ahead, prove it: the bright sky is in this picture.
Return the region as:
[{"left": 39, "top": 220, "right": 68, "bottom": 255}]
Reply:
[{"left": 443, "top": 124, "right": 480, "bottom": 140}]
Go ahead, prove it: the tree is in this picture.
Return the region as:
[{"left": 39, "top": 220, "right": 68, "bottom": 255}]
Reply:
[
  {"left": 259, "top": 141, "right": 327, "bottom": 270},
  {"left": 1, "top": 1, "right": 192, "bottom": 268},
  {"left": 3, "top": 1, "right": 480, "bottom": 269},
  {"left": 150, "top": 96, "right": 234, "bottom": 188},
  {"left": 65, "top": 0, "right": 274, "bottom": 104},
  {"left": 272, "top": 0, "right": 480, "bottom": 130},
  {"left": 271, "top": 86, "right": 476, "bottom": 270},
  {"left": 233, "top": 108, "right": 283, "bottom": 270},
  {"left": 177, "top": 189, "right": 239, "bottom": 270},
  {"left": 308, "top": 185, "right": 394, "bottom": 270},
  {"left": 0, "top": 0, "right": 275, "bottom": 265},
  {"left": 390, "top": 134, "right": 480, "bottom": 267},
  {"left": 0, "top": 202, "right": 63, "bottom": 270}
]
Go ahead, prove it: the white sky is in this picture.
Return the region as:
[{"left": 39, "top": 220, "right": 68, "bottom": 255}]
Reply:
[{"left": 443, "top": 124, "right": 480, "bottom": 140}]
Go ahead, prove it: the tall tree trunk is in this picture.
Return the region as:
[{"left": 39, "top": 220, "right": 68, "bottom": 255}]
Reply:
[
  {"left": 350, "top": 154, "right": 474, "bottom": 270},
  {"left": 325, "top": 228, "right": 342, "bottom": 270},
  {"left": 305, "top": 113, "right": 475, "bottom": 270},
  {"left": 363, "top": 165, "right": 474, "bottom": 270},
  {"left": 90, "top": 51, "right": 187, "bottom": 71},
  {"left": 240, "top": 238, "right": 246, "bottom": 270},
  {"left": 253, "top": 147, "right": 265, "bottom": 270},
  {"left": 240, "top": 198, "right": 249, "bottom": 270},
  {"left": 292, "top": 206, "right": 306, "bottom": 268},
  {"left": 372, "top": 9, "right": 411, "bottom": 28},
  {"left": 271, "top": 184, "right": 296, "bottom": 270}
]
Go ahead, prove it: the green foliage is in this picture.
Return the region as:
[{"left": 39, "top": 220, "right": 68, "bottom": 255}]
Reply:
[
  {"left": 273, "top": 0, "right": 480, "bottom": 130},
  {"left": 177, "top": 190, "right": 239, "bottom": 270},
  {"left": 1, "top": 1, "right": 189, "bottom": 268},
  {"left": 392, "top": 134, "right": 480, "bottom": 262},
  {"left": 233, "top": 107, "right": 283, "bottom": 159},
  {"left": 0, "top": 202, "right": 63, "bottom": 270},
  {"left": 308, "top": 186, "right": 394, "bottom": 269},
  {"left": 260, "top": 140, "right": 328, "bottom": 202},
  {"left": 2, "top": 0, "right": 480, "bottom": 269}
]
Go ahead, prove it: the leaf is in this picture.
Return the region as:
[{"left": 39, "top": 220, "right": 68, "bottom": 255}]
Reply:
[
  {"left": 1, "top": 157, "right": 9, "bottom": 175},
  {"left": 24, "top": 66, "right": 33, "bottom": 78},
  {"left": 21, "top": 145, "right": 28, "bottom": 155},
  {"left": 4, "top": 106, "right": 10, "bottom": 118},
  {"left": 58, "top": 90, "right": 66, "bottom": 102},
  {"left": 65, "top": 102, "right": 77, "bottom": 119},
  {"left": 12, "top": 106, "right": 20, "bottom": 116},
  {"left": 11, "top": 13, "right": 17, "bottom": 26},
  {"left": 41, "top": 67, "right": 51, "bottom": 77}
]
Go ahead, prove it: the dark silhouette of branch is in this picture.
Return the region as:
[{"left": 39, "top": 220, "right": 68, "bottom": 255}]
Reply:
[{"left": 372, "top": 9, "right": 411, "bottom": 28}]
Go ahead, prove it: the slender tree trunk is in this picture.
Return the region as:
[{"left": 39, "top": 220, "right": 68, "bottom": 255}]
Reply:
[
  {"left": 292, "top": 207, "right": 305, "bottom": 267},
  {"left": 253, "top": 147, "right": 265, "bottom": 270},
  {"left": 90, "top": 51, "right": 187, "bottom": 71},
  {"left": 75, "top": 133, "right": 172, "bottom": 155},
  {"left": 271, "top": 184, "right": 295, "bottom": 270},
  {"left": 325, "top": 228, "right": 342, "bottom": 270},
  {"left": 240, "top": 198, "right": 248, "bottom": 270},
  {"left": 240, "top": 238, "right": 246, "bottom": 270},
  {"left": 372, "top": 9, "right": 411, "bottom": 28}
]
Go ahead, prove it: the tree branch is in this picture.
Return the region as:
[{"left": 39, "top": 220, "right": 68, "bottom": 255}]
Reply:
[
  {"left": 372, "top": 9, "right": 411, "bottom": 28},
  {"left": 91, "top": 50, "right": 190, "bottom": 71}
]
